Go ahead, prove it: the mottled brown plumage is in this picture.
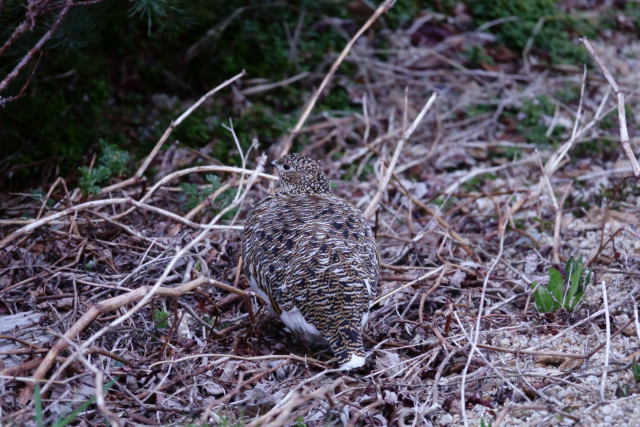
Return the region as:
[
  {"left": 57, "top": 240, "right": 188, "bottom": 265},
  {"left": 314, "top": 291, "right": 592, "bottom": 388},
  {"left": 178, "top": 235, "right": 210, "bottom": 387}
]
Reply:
[{"left": 242, "top": 153, "right": 379, "bottom": 369}]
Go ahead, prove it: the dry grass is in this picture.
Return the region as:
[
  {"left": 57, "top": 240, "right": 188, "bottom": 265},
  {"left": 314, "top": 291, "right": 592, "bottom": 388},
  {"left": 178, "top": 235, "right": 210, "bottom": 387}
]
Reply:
[{"left": 2, "top": 6, "right": 640, "bottom": 427}]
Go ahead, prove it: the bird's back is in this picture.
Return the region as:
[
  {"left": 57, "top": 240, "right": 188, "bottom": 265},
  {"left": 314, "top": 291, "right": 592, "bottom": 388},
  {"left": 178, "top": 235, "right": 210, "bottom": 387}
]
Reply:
[{"left": 242, "top": 192, "right": 378, "bottom": 368}]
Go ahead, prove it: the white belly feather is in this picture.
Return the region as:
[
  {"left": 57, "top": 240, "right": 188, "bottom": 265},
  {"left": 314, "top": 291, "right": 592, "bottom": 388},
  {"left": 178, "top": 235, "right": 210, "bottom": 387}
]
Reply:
[{"left": 280, "top": 306, "right": 322, "bottom": 340}]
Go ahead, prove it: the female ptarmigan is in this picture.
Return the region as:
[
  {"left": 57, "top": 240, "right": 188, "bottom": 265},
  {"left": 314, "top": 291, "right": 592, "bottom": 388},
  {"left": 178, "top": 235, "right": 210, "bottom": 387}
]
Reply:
[{"left": 242, "top": 153, "right": 379, "bottom": 370}]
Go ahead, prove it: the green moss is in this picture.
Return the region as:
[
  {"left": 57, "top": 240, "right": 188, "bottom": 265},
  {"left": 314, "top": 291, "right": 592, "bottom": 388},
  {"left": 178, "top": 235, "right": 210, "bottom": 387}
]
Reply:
[
  {"left": 432, "top": 197, "right": 454, "bottom": 210},
  {"left": 532, "top": 216, "right": 553, "bottom": 232},
  {"left": 467, "top": 0, "right": 590, "bottom": 64}
]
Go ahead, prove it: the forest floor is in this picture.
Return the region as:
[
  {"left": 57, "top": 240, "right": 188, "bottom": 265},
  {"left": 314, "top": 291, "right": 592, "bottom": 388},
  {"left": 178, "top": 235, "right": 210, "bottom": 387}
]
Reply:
[{"left": 1, "top": 3, "right": 640, "bottom": 426}]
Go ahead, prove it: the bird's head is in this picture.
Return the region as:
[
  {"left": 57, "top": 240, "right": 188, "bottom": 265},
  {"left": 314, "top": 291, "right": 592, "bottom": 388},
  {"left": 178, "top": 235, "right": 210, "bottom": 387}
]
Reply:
[{"left": 272, "top": 153, "right": 332, "bottom": 195}]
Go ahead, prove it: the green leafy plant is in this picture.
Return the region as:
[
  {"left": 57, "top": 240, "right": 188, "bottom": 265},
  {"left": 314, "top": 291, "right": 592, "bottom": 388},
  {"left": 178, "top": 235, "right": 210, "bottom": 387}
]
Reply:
[
  {"left": 181, "top": 182, "right": 204, "bottom": 211},
  {"left": 531, "top": 257, "right": 592, "bottom": 313},
  {"left": 180, "top": 174, "right": 239, "bottom": 219},
  {"left": 153, "top": 309, "right": 171, "bottom": 329},
  {"left": 293, "top": 416, "right": 307, "bottom": 427},
  {"left": 215, "top": 416, "right": 244, "bottom": 427},
  {"left": 480, "top": 418, "right": 493, "bottom": 427},
  {"left": 78, "top": 142, "right": 132, "bottom": 195}
]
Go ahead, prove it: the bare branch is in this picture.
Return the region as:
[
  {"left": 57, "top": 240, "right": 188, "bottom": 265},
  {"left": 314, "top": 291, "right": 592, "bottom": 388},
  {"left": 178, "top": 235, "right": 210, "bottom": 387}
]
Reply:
[{"left": 580, "top": 37, "right": 640, "bottom": 176}]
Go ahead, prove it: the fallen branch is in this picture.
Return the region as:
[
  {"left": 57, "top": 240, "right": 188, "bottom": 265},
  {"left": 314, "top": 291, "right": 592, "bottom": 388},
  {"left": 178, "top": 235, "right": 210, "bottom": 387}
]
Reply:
[
  {"left": 580, "top": 37, "right": 640, "bottom": 176},
  {"left": 0, "top": 195, "right": 253, "bottom": 249},
  {"left": 0, "top": 198, "right": 129, "bottom": 249}
]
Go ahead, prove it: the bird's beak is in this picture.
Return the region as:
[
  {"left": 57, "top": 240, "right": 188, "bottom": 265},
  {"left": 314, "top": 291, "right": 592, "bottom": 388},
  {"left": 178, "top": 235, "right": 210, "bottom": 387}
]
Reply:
[{"left": 270, "top": 160, "right": 278, "bottom": 168}]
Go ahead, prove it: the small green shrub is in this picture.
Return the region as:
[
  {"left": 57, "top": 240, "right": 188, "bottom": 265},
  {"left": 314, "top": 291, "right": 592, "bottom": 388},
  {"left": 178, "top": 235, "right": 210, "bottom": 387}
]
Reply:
[
  {"left": 78, "top": 142, "right": 132, "bottom": 195},
  {"left": 2, "top": 0, "right": 374, "bottom": 185},
  {"left": 217, "top": 416, "right": 244, "bottom": 427},
  {"left": 181, "top": 182, "right": 205, "bottom": 211},
  {"left": 531, "top": 257, "right": 592, "bottom": 313},
  {"left": 153, "top": 309, "right": 171, "bottom": 329},
  {"left": 180, "top": 174, "right": 239, "bottom": 219},
  {"left": 572, "top": 137, "right": 618, "bottom": 160}
]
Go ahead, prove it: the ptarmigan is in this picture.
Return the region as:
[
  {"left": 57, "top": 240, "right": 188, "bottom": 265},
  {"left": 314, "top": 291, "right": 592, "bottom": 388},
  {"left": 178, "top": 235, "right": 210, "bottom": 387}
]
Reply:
[{"left": 242, "top": 153, "right": 379, "bottom": 370}]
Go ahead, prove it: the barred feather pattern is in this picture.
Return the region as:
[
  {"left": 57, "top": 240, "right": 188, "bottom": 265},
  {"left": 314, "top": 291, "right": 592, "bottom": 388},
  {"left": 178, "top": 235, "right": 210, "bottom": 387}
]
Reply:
[{"left": 242, "top": 154, "right": 379, "bottom": 368}]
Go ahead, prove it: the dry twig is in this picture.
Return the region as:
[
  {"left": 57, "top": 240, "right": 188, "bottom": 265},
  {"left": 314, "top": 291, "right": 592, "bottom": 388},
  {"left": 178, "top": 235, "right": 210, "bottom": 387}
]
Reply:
[
  {"left": 580, "top": 37, "right": 640, "bottom": 176},
  {"left": 364, "top": 91, "right": 438, "bottom": 218}
]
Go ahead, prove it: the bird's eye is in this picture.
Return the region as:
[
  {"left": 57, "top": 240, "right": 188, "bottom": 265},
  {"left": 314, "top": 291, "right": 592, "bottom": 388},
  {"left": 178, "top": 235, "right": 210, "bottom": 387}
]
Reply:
[{"left": 283, "top": 164, "right": 290, "bottom": 170}]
